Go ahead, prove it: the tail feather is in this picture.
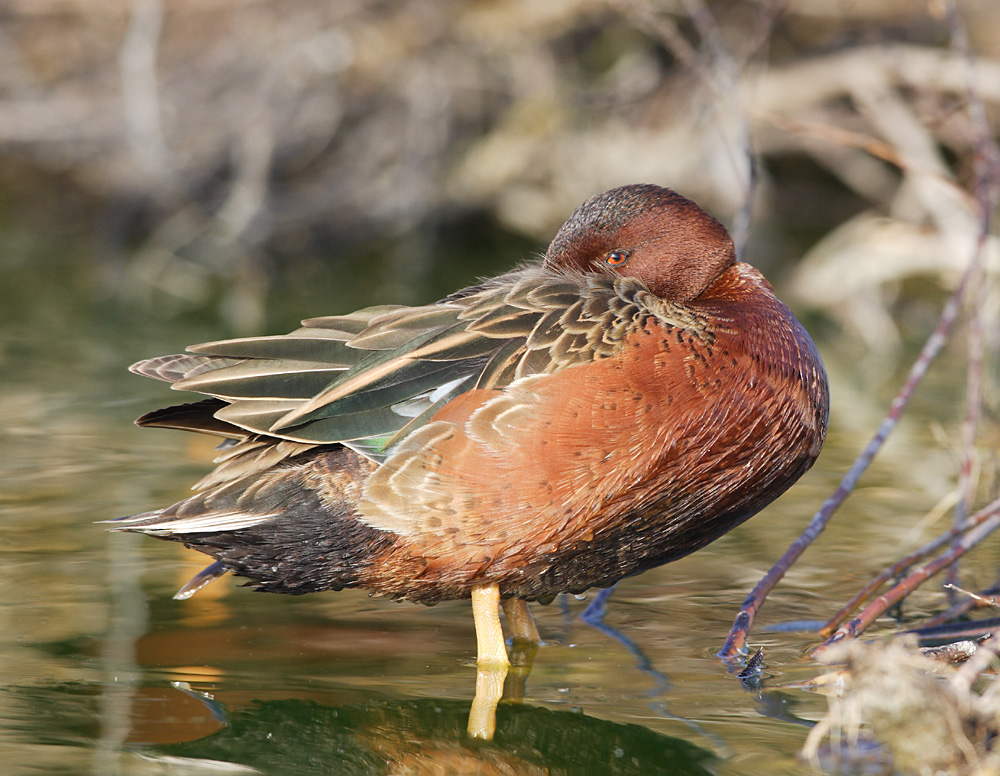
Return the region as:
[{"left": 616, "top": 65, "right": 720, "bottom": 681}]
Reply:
[
  {"left": 174, "top": 561, "right": 229, "bottom": 600},
  {"left": 135, "top": 398, "right": 239, "bottom": 438},
  {"left": 130, "top": 354, "right": 239, "bottom": 384}
]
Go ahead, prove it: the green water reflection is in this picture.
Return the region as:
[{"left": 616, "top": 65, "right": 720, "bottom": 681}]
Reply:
[{"left": 163, "top": 697, "right": 716, "bottom": 775}]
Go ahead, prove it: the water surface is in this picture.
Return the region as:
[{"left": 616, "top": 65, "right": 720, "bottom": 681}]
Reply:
[{"left": 0, "top": 236, "right": 981, "bottom": 775}]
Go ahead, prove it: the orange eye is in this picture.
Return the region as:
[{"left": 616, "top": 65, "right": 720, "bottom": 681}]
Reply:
[{"left": 605, "top": 250, "right": 628, "bottom": 266}]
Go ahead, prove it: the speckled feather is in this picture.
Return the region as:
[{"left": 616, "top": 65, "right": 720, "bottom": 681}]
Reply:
[{"left": 114, "top": 184, "right": 829, "bottom": 604}]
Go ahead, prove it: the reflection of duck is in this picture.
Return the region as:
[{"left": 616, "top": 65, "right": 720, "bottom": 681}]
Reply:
[
  {"left": 115, "top": 184, "right": 829, "bottom": 737},
  {"left": 154, "top": 696, "right": 717, "bottom": 776}
]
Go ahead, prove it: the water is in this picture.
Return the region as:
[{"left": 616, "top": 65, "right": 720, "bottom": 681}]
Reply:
[{"left": 0, "top": 234, "right": 984, "bottom": 775}]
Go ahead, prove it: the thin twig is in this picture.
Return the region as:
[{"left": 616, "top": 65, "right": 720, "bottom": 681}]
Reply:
[
  {"left": 945, "top": 0, "right": 996, "bottom": 597},
  {"left": 620, "top": 2, "right": 696, "bottom": 67},
  {"left": 908, "top": 617, "right": 1000, "bottom": 643},
  {"left": 946, "top": 263, "right": 984, "bottom": 594},
  {"left": 820, "top": 503, "right": 1000, "bottom": 636},
  {"left": 767, "top": 115, "right": 974, "bottom": 207},
  {"left": 943, "top": 583, "right": 1000, "bottom": 608},
  {"left": 718, "top": 253, "right": 982, "bottom": 662},
  {"left": 921, "top": 582, "right": 1000, "bottom": 630},
  {"left": 625, "top": 0, "right": 771, "bottom": 258},
  {"left": 814, "top": 497, "right": 1000, "bottom": 656},
  {"left": 679, "top": 0, "right": 756, "bottom": 256}
]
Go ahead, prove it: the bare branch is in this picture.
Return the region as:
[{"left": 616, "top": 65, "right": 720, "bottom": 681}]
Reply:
[{"left": 720, "top": 253, "right": 985, "bottom": 662}]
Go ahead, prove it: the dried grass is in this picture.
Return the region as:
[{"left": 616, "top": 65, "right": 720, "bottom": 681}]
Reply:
[{"left": 803, "top": 638, "right": 1000, "bottom": 776}]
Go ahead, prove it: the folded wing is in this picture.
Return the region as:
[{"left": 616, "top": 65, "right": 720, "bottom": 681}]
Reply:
[{"left": 132, "top": 267, "right": 648, "bottom": 468}]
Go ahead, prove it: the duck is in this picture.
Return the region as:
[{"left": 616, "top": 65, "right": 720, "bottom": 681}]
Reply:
[{"left": 115, "top": 184, "right": 829, "bottom": 734}]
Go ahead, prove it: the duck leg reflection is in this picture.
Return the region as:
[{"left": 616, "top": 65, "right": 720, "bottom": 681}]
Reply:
[
  {"left": 501, "top": 598, "right": 540, "bottom": 703},
  {"left": 502, "top": 597, "right": 539, "bottom": 643},
  {"left": 468, "top": 583, "right": 509, "bottom": 740}
]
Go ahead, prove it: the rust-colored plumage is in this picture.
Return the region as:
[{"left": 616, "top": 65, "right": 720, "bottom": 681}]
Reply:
[{"left": 116, "top": 184, "right": 829, "bottom": 661}]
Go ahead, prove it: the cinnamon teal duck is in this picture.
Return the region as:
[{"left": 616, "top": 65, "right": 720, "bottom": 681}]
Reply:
[{"left": 116, "top": 184, "right": 829, "bottom": 722}]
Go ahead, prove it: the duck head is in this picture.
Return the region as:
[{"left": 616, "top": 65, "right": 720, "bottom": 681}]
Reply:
[{"left": 544, "top": 184, "right": 736, "bottom": 303}]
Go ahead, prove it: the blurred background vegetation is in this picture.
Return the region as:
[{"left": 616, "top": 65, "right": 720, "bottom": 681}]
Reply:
[{"left": 1, "top": 0, "right": 997, "bottom": 336}]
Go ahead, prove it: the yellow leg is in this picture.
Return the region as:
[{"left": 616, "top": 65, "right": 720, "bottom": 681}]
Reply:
[
  {"left": 500, "top": 597, "right": 539, "bottom": 703},
  {"left": 467, "top": 583, "right": 509, "bottom": 740},
  {"left": 468, "top": 662, "right": 507, "bottom": 740},
  {"left": 471, "top": 583, "right": 510, "bottom": 666},
  {"left": 501, "top": 598, "right": 540, "bottom": 644}
]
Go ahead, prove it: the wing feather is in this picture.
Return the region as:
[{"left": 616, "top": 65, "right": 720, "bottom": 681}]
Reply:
[
  {"left": 133, "top": 268, "right": 664, "bottom": 470},
  {"left": 175, "top": 359, "right": 347, "bottom": 400}
]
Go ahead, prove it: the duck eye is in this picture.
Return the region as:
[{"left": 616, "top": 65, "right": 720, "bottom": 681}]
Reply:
[{"left": 605, "top": 250, "right": 629, "bottom": 266}]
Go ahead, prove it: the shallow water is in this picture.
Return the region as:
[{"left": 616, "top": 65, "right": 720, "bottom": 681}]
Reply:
[{"left": 0, "top": 237, "right": 987, "bottom": 775}]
